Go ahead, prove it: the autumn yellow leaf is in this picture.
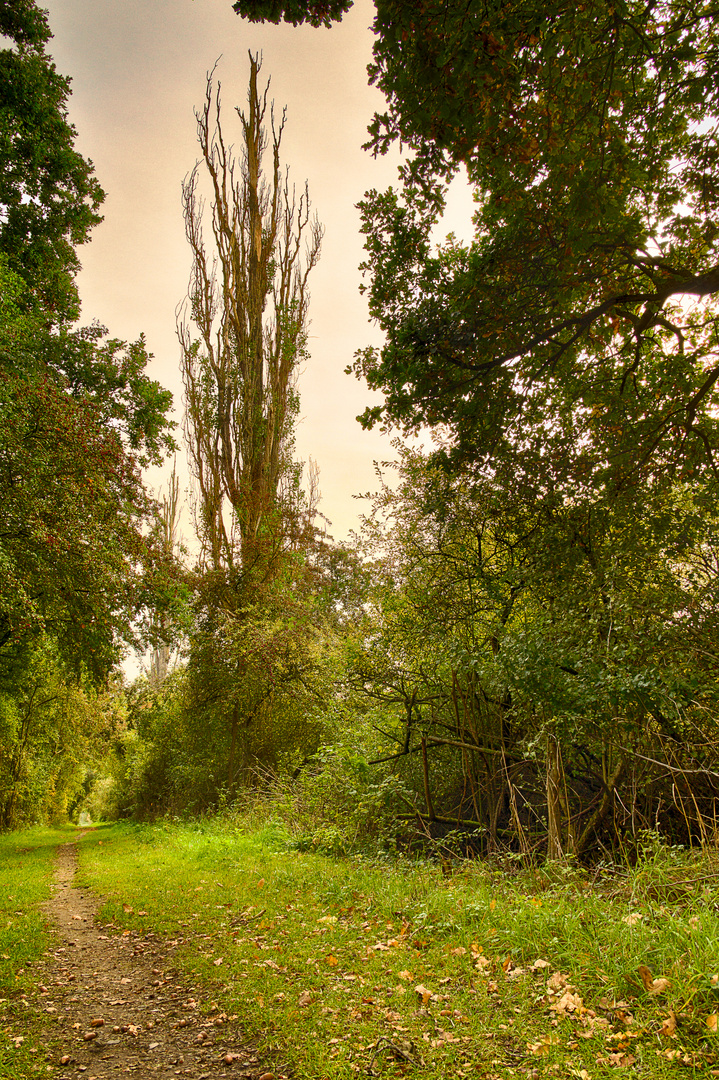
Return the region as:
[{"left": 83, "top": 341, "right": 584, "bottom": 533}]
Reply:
[
  {"left": 707, "top": 1014, "right": 718, "bottom": 1033},
  {"left": 325, "top": 954, "right": 338, "bottom": 966},
  {"left": 415, "top": 984, "right": 432, "bottom": 1005}
]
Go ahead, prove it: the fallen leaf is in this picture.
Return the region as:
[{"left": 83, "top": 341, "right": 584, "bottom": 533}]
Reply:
[
  {"left": 450, "top": 946, "right": 466, "bottom": 957},
  {"left": 415, "top": 984, "right": 433, "bottom": 1006},
  {"left": 707, "top": 1014, "right": 718, "bottom": 1033},
  {"left": 637, "top": 965, "right": 670, "bottom": 995},
  {"left": 507, "top": 965, "right": 526, "bottom": 980},
  {"left": 397, "top": 969, "right": 412, "bottom": 981},
  {"left": 661, "top": 1011, "right": 677, "bottom": 1037},
  {"left": 90, "top": 1018, "right": 104, "bottom": 1028},
  {"left": 213, "top": 957, "right": 224, "bottom": 966},
  {"left": 622, "top": 912, "right": 643, "bottom": 926},
  {"left": 298, "top": 990, "right": 312, "bottom": 1007},
  {"left": 550, "top": 990, "right": 583, "bottom": 1015},
  {"left": 122, "top": 904, "right": 133, "bottom": 914},
  {"left": 531, "top": 958, "right": 551, "bottom": 971},
  {"left": 528, "top": 1033, "right": 560, "bottom": 1055},
  {"left": 256, "top": 878, "right": 265, "bottom": 890},
  {"left": 325, "top": 954, "right": 338, "bottom": 966}
]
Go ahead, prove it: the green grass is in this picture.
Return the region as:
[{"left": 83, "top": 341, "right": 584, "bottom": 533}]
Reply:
[
  {"left": 0, "top": 824, "right": 74, "bottom": 1079},
  {"left": 77, "top": 820, "right": 719, "bottom": 1079}
]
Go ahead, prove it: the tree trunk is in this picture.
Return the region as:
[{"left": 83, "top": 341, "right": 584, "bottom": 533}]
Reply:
[{"left": 546, "top": 730, "right": 564, "bottom": 861}]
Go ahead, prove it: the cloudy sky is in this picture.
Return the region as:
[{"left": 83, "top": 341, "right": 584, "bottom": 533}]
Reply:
[{"left": 43, "top": 0, "right": 474, "bottom": 542}]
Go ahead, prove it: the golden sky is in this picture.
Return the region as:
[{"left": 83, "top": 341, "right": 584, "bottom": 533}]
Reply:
[{"left": 44, "top": 0, "right": 474, "bottom": 542}]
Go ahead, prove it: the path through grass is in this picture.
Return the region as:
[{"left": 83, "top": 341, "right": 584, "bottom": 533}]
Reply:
[{"left": 0, "top": 824, "right": 75, "bottom": 1079}]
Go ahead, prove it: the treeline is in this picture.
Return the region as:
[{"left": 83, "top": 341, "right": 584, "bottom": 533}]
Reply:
[{"left": 3, "top": 0, "right": 719, "bottom": 862}]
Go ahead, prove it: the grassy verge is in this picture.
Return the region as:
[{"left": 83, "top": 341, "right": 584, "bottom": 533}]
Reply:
[
  {"left": 78, "top": 820, "right": 719, "bottom": 1079},
  {"left": 0, "top": 824, "right": 73, "bottom": 1079}
]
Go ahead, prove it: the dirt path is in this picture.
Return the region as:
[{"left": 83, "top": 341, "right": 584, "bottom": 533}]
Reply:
[{"left": 34, "top": 838, "right": 269, "bottom": 1080}]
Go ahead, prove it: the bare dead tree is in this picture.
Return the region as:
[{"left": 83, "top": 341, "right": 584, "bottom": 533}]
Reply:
[{"left": 178, "top": 53, "right": 323, "bottom": 582}]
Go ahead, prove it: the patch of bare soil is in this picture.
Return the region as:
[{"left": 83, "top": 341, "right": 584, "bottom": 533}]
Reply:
[{"left": 32, "top": 839, "right": 273, "bottom": 1080}]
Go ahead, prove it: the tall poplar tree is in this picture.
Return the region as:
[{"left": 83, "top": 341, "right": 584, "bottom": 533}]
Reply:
[
  {"left": 179, "top": 54, "right": 322, "bottom": 585},
  {"left": 177, "top": 56, "right": 325, "bottom": 794}
]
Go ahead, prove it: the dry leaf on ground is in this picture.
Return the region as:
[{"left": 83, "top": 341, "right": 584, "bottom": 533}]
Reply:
[
  {"left": 661, "top": 1010, "right": 677, "bottom": 1037},
  {"left": 637, "top": 964, "right": 670, "bottom": 995}
]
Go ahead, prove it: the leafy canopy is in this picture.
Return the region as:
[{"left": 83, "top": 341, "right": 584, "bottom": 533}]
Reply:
[
  {"left": 0, "top": 1, "right": 176, "bottom": 681},
  {"left": 353, "top": 2, "right": 719, "bottom": 489},
  {"left": 235, "top": 0, "right": 719, "bottom": 490},
  {"left": 0, "top": 0, "right": 104, "bottom": 321},
  {"left": 232, "top": 0, "right": 352, "bottom": 28}
]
